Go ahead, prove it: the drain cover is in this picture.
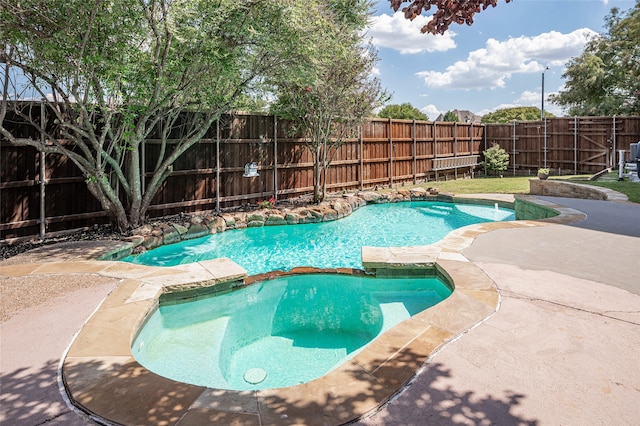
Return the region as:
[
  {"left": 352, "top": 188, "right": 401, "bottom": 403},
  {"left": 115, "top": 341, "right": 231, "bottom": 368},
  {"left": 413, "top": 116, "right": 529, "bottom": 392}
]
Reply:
[{"left": 243, "top": 368, "right": 267, "bottom": 384}]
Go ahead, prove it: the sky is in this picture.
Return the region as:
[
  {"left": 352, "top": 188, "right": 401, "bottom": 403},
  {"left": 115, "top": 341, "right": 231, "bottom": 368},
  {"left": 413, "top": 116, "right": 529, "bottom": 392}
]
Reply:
[{"left": 365, "top": 0, "right": 636, "bottom": 119}]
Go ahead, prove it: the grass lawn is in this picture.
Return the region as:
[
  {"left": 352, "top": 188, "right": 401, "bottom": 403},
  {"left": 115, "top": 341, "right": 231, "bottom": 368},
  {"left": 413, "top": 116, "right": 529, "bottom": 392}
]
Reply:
[{"left": 387, "top": 174, "right": 640, "bottom": 204}]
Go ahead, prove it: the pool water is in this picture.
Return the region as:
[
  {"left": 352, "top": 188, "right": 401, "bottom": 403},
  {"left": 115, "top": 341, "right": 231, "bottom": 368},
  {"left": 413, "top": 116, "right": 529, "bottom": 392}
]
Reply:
[
  {"left": 123, "top": 201, "right": 514, "bottom": 274},
  {"left": 132, "top": 273, "right": 452, "bottom": 390}
]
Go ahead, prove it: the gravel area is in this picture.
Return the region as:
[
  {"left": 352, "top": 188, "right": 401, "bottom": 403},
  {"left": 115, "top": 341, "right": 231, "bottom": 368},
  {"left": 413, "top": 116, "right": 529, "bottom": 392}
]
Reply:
[
  {"left": 0, "top": 273, "right": 121, "bottom": 322},
  {"left": 0, "top": 225, "right": 123, "bottom": 261},
  {"left": 1, "top": 232, "right": 126, "bottom": 322}
]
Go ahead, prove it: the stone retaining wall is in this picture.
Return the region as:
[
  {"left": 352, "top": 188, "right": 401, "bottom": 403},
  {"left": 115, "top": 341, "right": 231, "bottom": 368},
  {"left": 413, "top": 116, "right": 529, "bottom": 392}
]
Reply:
[{"left": 529, "top": 179, "right": 608, "bottom": 200}]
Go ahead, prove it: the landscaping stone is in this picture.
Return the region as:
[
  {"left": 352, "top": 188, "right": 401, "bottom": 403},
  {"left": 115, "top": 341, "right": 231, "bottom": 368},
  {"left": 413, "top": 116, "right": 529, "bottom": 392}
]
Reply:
[
  {"left": 360, "top": 191, "right": 382, "bottom": 203},
  {"left": 246, "top": 211, "right": 265, "bottom": 222},
  {"left": 208, "top": 216, "right": 226, "bottom": 233},
  {"left": 221, "top": 214, "right": 235, "bottom": 228},
  {"left": 162, "top": 226, "right": 181, "bottom": 245},
  {"left": 265, "top": 212, "right": 287, "bottom": 225},
  {"left": 409, "top": 187, "right": 428, "bottom": 198},
  {"left": 172, "top": 223, "right": 189, "bottom": 236},
  {"left": 122, "top": 188, "right": 455, "bottom": 259},
  {"left": 143, "top": 234, "right": 163, "bottom": 250},
  {"left": 285, "top": 212, "right": 300, "bottom": 224},
  {"left": 184, "top": 223, "right": 210, "bottom": 240}
]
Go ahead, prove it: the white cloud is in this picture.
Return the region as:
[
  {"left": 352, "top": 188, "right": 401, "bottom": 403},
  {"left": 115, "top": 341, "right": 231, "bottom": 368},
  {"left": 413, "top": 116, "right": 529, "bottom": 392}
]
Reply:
[
  {"left": 515, "top": 87, "right": 562, "bottom": 108},
  {"left": 416, "top": 28, "right": 596, "bottom": 90},
  {"left": 516, "top": 90, "right": 543, "bottom": 105},
  {"left": 366, "top": 12, "right": 456, "bottom": 54},
  {"left": 478, "top": 87, "right": 565, "bottom": 118},
  {"left": 515, "top": 89, "right": 565, "bottom": 116},
  {"left": 420, "top": 104, "right": 441, "bottom": 121}
]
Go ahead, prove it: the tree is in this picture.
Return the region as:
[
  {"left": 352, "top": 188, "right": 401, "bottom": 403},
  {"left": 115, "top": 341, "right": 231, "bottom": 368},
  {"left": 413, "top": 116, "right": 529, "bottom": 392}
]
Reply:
[
  {"left": 270, "top": 0, "right": 387, "bottom": 203},
  {"left": 549, "top": 1, "right": 640, "bottom": 116},
  {"left": 379, "top": 103, "right": 428, "bottom": 120},
  {"left": 481, "top": 143, "right": 509, "bottom": 177},
  {"left": 0, "top": 0, "right": 323, "bottom": 230},
  {"left": 481, "top": 107, "right": 555, "bottom": 123},
  {"left": 442, "top": 110, "right": 460, "bottom": 122},
  {"left": 388, "top": 0, "right": 513, "bottom": 34}
]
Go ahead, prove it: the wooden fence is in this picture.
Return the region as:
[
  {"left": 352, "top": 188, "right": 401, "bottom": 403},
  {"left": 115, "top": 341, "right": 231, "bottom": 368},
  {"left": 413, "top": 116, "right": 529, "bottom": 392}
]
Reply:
[
  {"left": 0, "top": 115, "right": 482, "bottom": 241},
  {"left": 484, "top": 116, "right": 640, "bottom": 175},
  {"left": 1, "top": 112, "right": 639, "bottom": 242}
]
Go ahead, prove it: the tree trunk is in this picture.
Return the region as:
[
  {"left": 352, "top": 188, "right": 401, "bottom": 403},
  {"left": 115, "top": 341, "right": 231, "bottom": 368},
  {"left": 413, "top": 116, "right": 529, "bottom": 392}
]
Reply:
[
  {"left": 86, "top": 179, "right": 129, "bottom": 231},
  {"left": 313, "top": 145, "right": 323, "bottom": 203},
  {"left": 125, "top": 140, "right": 143, "bottom": 227},
  {"left": 321, "top": 140, "right": 328, "bottom": 202}
]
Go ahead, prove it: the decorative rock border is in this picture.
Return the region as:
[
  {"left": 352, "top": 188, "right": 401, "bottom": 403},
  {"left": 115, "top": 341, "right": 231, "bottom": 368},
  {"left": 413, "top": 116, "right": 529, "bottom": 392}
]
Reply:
[
  {"left": 102, "top": 187, "right": 583, "bottom": 264},
  {"left": 99, "top": 186, "right": 599, "bottom": 264},
  {"left": 106, "top": 188, "right": 447, "bottom": 260}
]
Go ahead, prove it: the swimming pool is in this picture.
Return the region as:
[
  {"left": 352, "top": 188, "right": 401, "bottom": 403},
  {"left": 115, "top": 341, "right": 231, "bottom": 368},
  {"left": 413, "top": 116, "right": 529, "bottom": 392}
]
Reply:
[
  {"left": 132, "top": 272, "right": 453, "bottom": 390},
  {"left": 124, "top": 201, "right": 515, "bottom": 274},
  {"left": 129, "top": 200, "right": 512, "bottom": 391}
]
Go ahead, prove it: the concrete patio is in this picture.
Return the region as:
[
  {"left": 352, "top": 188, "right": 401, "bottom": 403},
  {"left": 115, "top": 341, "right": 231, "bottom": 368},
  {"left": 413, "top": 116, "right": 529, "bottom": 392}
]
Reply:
[{"left": 1, "top": 194, "right": 639, "bottom": 425}]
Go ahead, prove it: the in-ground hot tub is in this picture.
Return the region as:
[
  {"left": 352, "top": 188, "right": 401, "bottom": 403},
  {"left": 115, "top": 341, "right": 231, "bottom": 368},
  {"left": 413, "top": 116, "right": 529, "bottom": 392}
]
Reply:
[{"left": 133, "top": 272, "right": 453, "bottom": 390}]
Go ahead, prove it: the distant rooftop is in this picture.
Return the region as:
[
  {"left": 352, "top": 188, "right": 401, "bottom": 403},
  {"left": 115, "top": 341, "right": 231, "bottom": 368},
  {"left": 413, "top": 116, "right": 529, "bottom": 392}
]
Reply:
[{"left": 435, "top": 109, "right": 483, "bottom": 124}]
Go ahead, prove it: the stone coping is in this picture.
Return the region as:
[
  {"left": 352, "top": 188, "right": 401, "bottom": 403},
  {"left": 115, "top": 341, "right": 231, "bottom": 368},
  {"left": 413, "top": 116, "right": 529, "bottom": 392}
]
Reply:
[{"left": 0, "top": 195, "right": 587, "bottom": 426}]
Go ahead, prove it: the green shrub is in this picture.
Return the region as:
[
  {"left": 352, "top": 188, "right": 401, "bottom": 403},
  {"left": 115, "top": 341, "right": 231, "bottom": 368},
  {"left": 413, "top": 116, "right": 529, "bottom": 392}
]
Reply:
[{"left": 481, "top": 143, "right": 509, "bottom": 177}]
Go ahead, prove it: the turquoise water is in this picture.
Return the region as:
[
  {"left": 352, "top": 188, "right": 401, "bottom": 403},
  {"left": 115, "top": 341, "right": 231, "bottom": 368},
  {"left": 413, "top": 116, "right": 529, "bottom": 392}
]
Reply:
[
  {"left": 132, "top": 273, "right": 452, "bottom": 390},
  {"left": 123, "top": 201, "right": 514, "bottom": 274}
]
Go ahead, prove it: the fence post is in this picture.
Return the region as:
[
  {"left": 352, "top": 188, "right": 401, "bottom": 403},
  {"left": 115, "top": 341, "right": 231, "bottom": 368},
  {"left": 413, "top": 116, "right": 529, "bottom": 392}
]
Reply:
[
  {"left": 359, "top": 125, "right": 364, "bottom": 191},
  {"left": 413, "top": 119, "right": 417, "bottom": 184},
  {"left": 574, "top": 116, "right": 578, "bottom": 174},
  {"left": 512, "top": 120, "right": 517, "bottom": 176},
  {"left": 273, "top": 115, "right": 278, "bottom": 201},
  {"left": 215, "top": 118, "right": 220, "bottom": 213},
  {"left": 543, "top": 117, "right": 548, "bottom": 168},
  {"left": 389, "top": 118, "right": 393, "bottom": 187},
  {"left": 470, "top": 122, "right": 474, "bottom": 178},
  {"left": 483, "top": 122, "right": 487, "bottom": 153},
  {"left": 39, "top": 101, "right": 46, "bottom": 240},
  {"left": 453, "top": 122, "right": 458, "bottom": 179},
  {"left": 612, "top": 115, "right": 617, "bottom": 168},
  {"left": 433, "top": 121, "right": 438, "bottom": 181}
]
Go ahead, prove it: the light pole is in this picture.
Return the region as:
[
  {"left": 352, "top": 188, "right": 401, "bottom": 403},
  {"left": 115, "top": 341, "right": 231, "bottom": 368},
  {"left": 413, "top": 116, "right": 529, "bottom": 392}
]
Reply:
[
  {"left": 541, "top": 66, "right": 549, "bottom": 168},
  {"left": 541, "top": 66, "right": 549, "bottom": 120}
]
